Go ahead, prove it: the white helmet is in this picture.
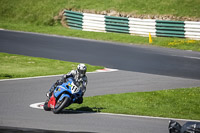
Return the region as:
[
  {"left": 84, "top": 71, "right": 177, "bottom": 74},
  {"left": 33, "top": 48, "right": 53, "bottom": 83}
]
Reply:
[{"left": 77, "top": 64, "right": 87, "bottom": 77}]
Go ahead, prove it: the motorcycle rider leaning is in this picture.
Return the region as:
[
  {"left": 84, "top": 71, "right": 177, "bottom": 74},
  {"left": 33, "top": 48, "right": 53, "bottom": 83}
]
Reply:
[{"left": 46, "top": 63, "right": 88, "bottom": 104}]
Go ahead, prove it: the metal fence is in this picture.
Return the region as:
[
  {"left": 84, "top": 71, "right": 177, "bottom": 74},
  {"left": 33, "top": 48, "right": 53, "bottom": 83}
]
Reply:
[{"left": 64, "top": 10, "right": 200, "bottom": 40}]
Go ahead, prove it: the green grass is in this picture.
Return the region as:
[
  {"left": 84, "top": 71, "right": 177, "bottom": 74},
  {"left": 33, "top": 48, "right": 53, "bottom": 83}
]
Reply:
[
  {"left": 67, "top": 87, "right": 200, "bottom": 120},
  {"left": 0, "top": 0, "right": 200, "bottom": 52},
  {"left": 0, "top": 52, "right": 103, "bottom": 79},
  {"left": 67, "top": 0, "right": 200, "bottom": 19},
  {"left": 1, "top": 0, "right": 200, "bottom": 25}
]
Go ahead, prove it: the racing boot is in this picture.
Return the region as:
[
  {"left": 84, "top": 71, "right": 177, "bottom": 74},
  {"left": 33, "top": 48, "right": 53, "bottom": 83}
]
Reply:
[
  {"left": 46, "top": 83, "right": 57, "bottom": 98},
  {"left": 46, "top": 80, "right": 63, "bottom": 98},
  {"left": 46, "top": 90, "right": 53, "bottom": 99},
  {"left": 46, "top": 91, "right": 52, "bottom": 98}
]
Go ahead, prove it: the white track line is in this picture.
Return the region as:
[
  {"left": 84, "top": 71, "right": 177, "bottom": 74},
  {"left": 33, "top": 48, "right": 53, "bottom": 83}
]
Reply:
[
  {"left": 30, "top": 102, "right": 200, "bottom": 122},
  {"left": 97, "top": 112, "right": 200, "bottom": 122},
  {"left": 170, "top": 54, "right": 200, "bottom": 60},
  {"left": 183, "top": 56, "right": 200, "bottom": 60},
  {"left": 29, "top": 102, "right": 45, "bottom": 109},
  {"left": 0, "top": 74, "right": 63, "bottom": 82},
  {"left": 0, "top": 68, "right": 118, "bottom": 82}
]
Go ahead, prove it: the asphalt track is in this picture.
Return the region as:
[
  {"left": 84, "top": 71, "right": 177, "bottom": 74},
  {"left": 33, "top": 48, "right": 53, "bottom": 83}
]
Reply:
[
  {"left": 0, "top": 30, "right": 200, "bottom": 133},
  {"left": 1, "top": 30, "right": 200, "bottom": 79}
]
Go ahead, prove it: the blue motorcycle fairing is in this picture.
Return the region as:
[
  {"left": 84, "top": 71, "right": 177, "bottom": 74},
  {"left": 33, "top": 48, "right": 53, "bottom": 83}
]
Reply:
[
  {"left": 54, "top": 83, "right": 71, "bottom": 98},
  {"left": 58, "top": 93, "right": 71, "bottom": 102},
  {"left": 53, "top": 77, "right": 83, "bottom": 104}
]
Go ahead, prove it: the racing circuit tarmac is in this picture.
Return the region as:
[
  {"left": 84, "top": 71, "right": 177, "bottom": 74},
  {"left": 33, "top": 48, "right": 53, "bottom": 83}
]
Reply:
[{"left": 0, "top": 30, "right": 200, "bottom": 133}]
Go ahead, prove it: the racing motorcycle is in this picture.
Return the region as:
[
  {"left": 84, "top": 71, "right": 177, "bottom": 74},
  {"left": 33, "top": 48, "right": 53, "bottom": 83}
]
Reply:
[{"left": 43, "top": 77, "right": 83, "bottom": 114}]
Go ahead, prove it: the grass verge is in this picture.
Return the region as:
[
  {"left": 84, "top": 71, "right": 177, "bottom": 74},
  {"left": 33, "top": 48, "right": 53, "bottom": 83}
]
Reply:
[
  {"left": 68, "top": 87, "right": 200, "bottom": 120},
  {"left": 1, "top": 0, "right": 200, "bottom": 22},
  {"left": 0, "top": 52, "right": 104, "bottom": 79}
]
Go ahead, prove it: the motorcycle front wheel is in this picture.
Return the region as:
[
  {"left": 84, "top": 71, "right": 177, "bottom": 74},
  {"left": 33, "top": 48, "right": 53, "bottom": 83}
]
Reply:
[{"left": 52, "top": 97, "right": 71, "bottom": 114}]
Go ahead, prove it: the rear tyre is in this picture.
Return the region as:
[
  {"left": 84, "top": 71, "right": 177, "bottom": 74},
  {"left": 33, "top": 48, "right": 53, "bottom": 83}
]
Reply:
[
  {"left": 43, "top": 99, "right": 51, "bottom": 111},
  {"left": 52, "top": 97, "right": 71, "bottom": 114}
]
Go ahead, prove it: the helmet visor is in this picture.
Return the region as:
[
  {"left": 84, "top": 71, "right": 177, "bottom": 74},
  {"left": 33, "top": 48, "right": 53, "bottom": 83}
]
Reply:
[{"left": 78, "top": 69, "right": 86, "bottom": 77}]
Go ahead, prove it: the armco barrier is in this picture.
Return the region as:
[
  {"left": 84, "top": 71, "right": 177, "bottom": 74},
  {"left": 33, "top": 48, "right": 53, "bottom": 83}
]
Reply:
[
  {"left": 156, "top": 20, "right": 185, "bottom": 38},
  {"left": 105, "top": 16, "right": 129, "bottom": 34},
  {"left": 64, "top": 10, "right": 83, "bottom": 30},
  {"left": 64, "top": 10, "right": 200, "bottom": 40}
]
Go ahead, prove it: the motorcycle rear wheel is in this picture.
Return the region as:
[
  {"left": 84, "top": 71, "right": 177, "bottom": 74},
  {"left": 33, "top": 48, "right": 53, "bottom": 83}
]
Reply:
[
  {"left": 52, "top": 97, "right": 71, "bottom": 114},
  {"left": 43, "top": 99, "right": 51, "bottom": 111}
]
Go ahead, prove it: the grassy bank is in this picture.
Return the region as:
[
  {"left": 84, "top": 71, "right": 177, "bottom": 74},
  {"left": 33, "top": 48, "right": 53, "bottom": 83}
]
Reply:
[
  {"left": 0, "top": 52, "right": 103, "bottom": 79},
  {"left": 68, "top": 87, "right": 200, "bottom": 120},
  {"left": 1, "top": 0, "right": 200, "bottom": 24},
  {"left": 0, "top": 0, "right": 200, "bottom": 52}
]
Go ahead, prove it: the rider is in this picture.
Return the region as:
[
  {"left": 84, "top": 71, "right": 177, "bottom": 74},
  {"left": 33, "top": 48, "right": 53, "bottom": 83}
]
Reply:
[{"left": 46, "top": 63, "right": 88, "bottom": 104}]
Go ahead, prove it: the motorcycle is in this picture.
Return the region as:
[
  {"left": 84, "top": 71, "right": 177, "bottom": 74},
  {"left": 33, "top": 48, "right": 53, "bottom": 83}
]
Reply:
[
  {"left": 43, "top": 77, "right": 83, "bottom": 114},
  {"left": 169, "top": 120, "right": 200, "bottom": 133}
]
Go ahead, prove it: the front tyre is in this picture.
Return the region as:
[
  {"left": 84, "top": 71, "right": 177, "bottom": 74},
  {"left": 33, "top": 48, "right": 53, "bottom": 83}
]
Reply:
[{"left": 52, "top": 97, "right": 71, "bottom": 114}]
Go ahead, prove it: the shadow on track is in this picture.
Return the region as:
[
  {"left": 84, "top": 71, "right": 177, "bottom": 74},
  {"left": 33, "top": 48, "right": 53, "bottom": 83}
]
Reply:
[
  {"left": 0, "top": 126, "right": 97, "bottom": 133},
  {"left": 60, "top": 106, "right": 105, "bottom": 114}
]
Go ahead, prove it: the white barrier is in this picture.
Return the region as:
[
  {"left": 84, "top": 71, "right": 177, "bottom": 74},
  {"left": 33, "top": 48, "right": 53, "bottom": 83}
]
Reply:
[
  {"left": 82, "top": 13, "right": 106, "bottom": 32},
  {"left": 184, "top": 21, "right": 200, "bottom": 39},
  {"left": 129, "top": 18, "right": 156, "bottom": 36},
  {"left": 82, "top": 21, "right": 105, "bottom": 28}
]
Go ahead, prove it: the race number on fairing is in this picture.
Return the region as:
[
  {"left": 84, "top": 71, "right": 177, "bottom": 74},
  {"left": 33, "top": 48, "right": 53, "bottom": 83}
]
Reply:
[{"left": 70, "top": 82, "right": 80, "bottom": 94}]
